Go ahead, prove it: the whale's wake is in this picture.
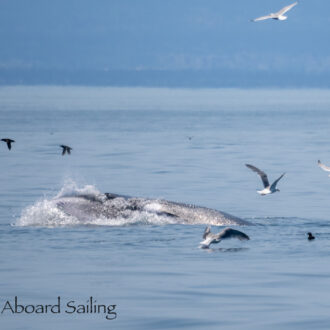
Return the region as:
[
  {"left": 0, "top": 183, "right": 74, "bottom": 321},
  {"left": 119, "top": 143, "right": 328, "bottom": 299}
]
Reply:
[{"left": 16, "top": 182, "right": 249, "bottom": 227}]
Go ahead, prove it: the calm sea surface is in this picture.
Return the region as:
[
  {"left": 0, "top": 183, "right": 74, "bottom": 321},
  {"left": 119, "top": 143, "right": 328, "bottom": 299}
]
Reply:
[{"left": 1, "top": 86, "right": 330, "bottom": 329}]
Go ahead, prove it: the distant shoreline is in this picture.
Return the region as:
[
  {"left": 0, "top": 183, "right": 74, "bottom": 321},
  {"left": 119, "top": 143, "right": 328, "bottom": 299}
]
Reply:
[
  {"left": 0, "top": 86, "right": 329, "bottom": 113},
  {"left": 0, "top": 69, "right": 329, "bottom": 88}
]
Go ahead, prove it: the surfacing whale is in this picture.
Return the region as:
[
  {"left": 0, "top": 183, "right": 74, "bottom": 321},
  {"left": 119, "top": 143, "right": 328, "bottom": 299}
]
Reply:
[{"left": 54, "top": 192, "right": 250, "bottom": 226}]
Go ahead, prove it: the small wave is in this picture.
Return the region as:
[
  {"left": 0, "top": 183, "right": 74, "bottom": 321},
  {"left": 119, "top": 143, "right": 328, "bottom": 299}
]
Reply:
[{"left": 246, "top": 216, "right": 330, "bottom": 227}]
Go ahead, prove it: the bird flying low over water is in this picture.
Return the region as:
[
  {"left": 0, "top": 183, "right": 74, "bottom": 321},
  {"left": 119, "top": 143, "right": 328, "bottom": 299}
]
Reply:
[
  {"left": 252, "top": 1, "right": 298, "bottom": 22},
  {"left": 60, "top": 145, "right": 72, "bottom": 155},
  {"left": 200, "top": 227, "right": 250, "bottom": 248},
  {"left": 317, "top": 160, "right": 330, "bottom": 176},
  {"left": 1, "top": 138, "right": 15, "bottom": 150},
  {"left": 246, "top": 164, "right": 285, "bottom": 195}
]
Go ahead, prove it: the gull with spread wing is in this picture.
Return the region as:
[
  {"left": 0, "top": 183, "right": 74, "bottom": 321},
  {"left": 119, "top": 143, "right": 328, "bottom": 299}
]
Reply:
[
  {"left": 318, "top": 160, "right": 330, "bottom": 176},
  {"left": 252, "top": 2, "right": 298, "bottom": 22},
  {"left": 200, "top": 226, "right": 250, "bottom": 248},
  {"left": 246, "top": 164, "right": 285, "bottom": 195}
]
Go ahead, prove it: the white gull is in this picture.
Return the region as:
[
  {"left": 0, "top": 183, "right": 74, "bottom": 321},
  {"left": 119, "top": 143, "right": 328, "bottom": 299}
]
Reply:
[
  {"left": 318, "top": 160, "right": 330, "bottom": 176},
  {"left": 200, "top": 227, "right": 250, "bottom": 248},
  {"left": 246, "top": 164, "right": 285, "bottom": 195},
  {"left": 252, "top": 2, "right": 298, "bottom": 22}
]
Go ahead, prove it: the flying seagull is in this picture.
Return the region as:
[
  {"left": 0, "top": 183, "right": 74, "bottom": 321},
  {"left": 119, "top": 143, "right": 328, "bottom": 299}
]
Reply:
[
  {"left": 1, "top": 138, "right": 15, "bottom": 150},
  {"left": 252, "top": 1, "right": 298, "bottom": 22},
  {"left": 246, "top": 164, "right": 285, "bottom": 195},
  {"left": 60, "top": 145, "right": 72, "bottom": 155},
  {"left": 200, "top": 226, "right": 250, "bottom": 248},
  {"left": 318, "top": 160, "right": 330, "bottom": 176}
]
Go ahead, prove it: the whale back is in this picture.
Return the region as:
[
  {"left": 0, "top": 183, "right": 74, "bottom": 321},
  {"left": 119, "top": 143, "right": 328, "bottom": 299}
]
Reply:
[{"left": 53, "top": 193, "right": 250, "bottom": 226}]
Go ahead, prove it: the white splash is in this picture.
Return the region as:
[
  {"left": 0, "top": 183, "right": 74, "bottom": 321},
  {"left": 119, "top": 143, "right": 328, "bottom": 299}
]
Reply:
[
  {"left": 55, "top": 180, "right": 103, "bottom": 199},
  {"left": 16, "top": 181, "right": 178, "bottom": 228},
  {"left": 17, "top": 199, "right": 80, "bottom": 227}
]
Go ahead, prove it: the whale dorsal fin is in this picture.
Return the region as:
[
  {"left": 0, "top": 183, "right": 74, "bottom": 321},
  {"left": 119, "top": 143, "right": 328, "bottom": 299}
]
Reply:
[{"left": 104, "top": 192, "right": 131, "bottom": 200}]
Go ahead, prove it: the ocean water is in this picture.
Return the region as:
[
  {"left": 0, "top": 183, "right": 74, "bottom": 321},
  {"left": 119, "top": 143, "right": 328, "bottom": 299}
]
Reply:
[{"left": 1, "top": 86, "right": 330, "bottom": 329}]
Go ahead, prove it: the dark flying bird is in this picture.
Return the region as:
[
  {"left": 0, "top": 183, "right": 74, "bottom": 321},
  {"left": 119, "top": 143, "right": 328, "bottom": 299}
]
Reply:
[
  {"left": 200, "top": 226, "right": 250, "bottom": 248},
  {"left": 60, "top": 145, "right": 72, "bottom": 155},
  {"left": 246, "top": 164, "right": 285, "bottom": 195},
  {"left": 1, "top": 138, "right": 15, "bottom": 150}
]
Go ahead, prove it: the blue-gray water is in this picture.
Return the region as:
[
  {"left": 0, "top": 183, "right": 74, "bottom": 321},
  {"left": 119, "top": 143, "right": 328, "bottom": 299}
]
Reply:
[{"left": 1, "top": 87, "right": 330, "bottom": 329}]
